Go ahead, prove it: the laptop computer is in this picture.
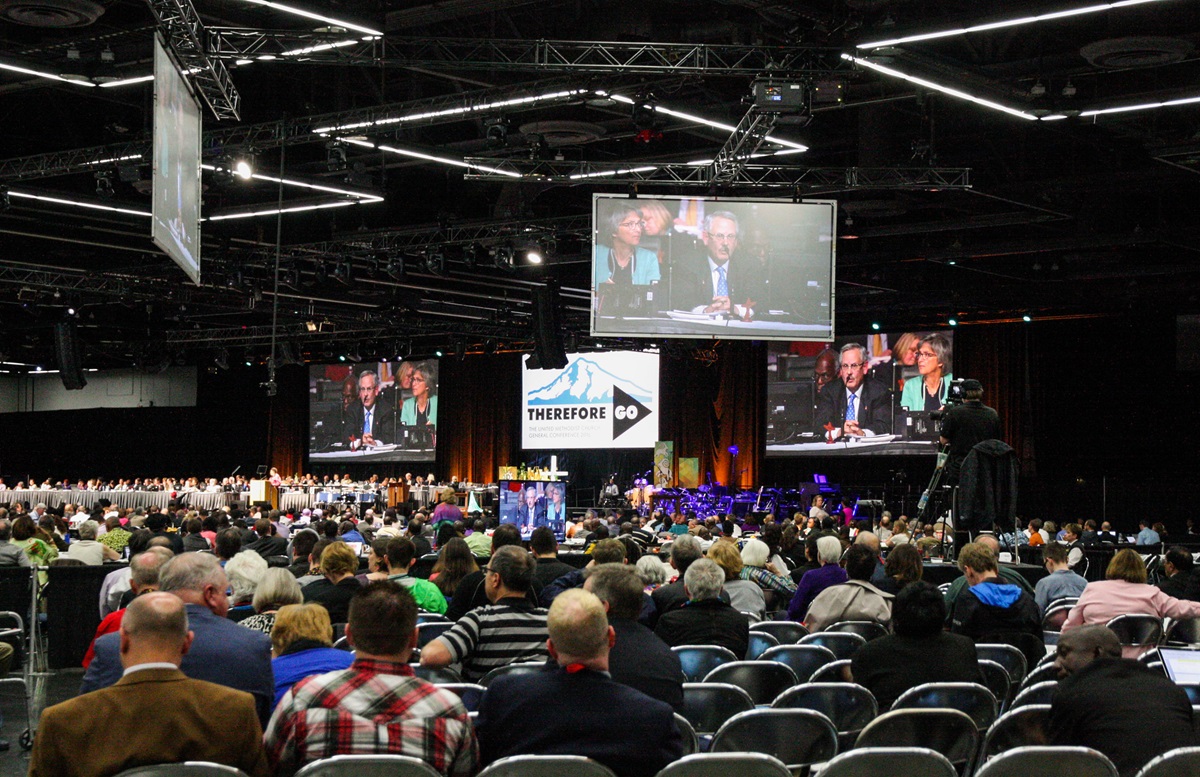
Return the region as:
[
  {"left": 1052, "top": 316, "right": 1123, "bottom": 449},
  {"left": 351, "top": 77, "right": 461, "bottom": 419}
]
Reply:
[{"left": 1158, "top": 647, "right": 1200, "bottom": 685}]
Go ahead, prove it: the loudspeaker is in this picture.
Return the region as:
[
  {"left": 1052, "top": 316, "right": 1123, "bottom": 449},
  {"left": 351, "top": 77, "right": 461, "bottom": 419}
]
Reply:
[
  {"left": 54, "top": 321, "right": 87, "bottom": 390},
  {"left": 530, "top": 279, "right": 568, "bottom": 370}
]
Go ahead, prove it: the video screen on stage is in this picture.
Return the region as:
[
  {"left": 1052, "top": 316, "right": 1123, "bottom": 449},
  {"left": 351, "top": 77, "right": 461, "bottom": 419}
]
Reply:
[
  {"left": 498, "top": 481, "right": 567, "bottom": 541},
  {"left": 308, "top": 360, "right": 439, "bottom": 463},
  {"left": 590, "top": 194, "right": 835, "bottom": 341},
  {"left": 765, "top": 330, "right": 955, "bottom": 457},
  {"left": 522, "top": 350, "right": 659, "bottom": 450},
  {"left": 151, "top": 37, "right": 202, "bottom": 285}
]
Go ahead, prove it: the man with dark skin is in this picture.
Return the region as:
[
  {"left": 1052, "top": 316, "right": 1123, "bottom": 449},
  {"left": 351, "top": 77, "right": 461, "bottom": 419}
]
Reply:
[{"left": 813, "top": 349, "right": 838, "bottom": 394}]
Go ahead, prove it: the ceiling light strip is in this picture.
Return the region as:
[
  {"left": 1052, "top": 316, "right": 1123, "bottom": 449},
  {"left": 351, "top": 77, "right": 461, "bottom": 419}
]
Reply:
[
  {"left": 98, "top": 74, "right": 156, "bottom": 88},
  {"left": 199, "top": 163, "right": 381, "bottom": 199},
  {"left": 207, "top": 200, "right": 366, "bottom": 221},
  {"left": 0, "top": 61, "right": 96, "bottom": 86},
  {"left": 1079, "top": 94, "right": 1200, "bottom": 117},
  {"left": 569, "top": 166, "right": 658, "bottom": 180},
  {"left": 8, "top": 190, "right": 149, "bottom": 216},
  {"left": 609, "top": 94, "right": 808, "bottom": 151},
  {"left": 857, "top": 0, "right": 1166, "bottom": 49},
  {"left": 241, "top": 0, "right": 383, "bottom": 36},
  {"left": 842, "top": 54, "right": 1038, "bottom": 121},
  {"left": 313, "top": 89, "right": 587, "bottom": 134},
  {"left": 342, "top": 138, "right": 523, "bottom": 178},
  {"left": 279, "top": 39, "right": 361, "bottom": 57}
]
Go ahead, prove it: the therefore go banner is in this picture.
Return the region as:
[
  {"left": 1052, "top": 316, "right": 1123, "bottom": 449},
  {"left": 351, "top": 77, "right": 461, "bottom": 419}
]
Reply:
[{"left": 522, "top": 351, "right": 660, "bottom": 449}]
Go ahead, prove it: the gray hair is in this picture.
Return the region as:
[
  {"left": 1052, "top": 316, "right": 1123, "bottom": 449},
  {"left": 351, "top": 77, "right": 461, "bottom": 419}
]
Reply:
[
  {"left": 635, "top": 555, "right": 668, "bottom": 586},
  {"left": 855, "top": 531, "right": 880, "bottom": 553},
  {"left": 683, "top": 558, "right": 725, "bottom": 601},
  {"left": 669, "top": 533, "right": 703, "bottom": 572},
  {"left": 919, "top": 333, "right": 953, "bottom": 375},
  {"left": 740, "top": 538, "right": 770, "bottom": 568},
  {"left": 158, "top": 552, "right": 226, "bottom": 595},
  {"left": 357, "top": 369, "right": 380, "bottom": 388},
  {"left": 78, "top": 520, "right": 99, "bottom": 541},
  {"left": 816, "top": 535, "right": 843, "bottom": 564},
  {"left": 131, "top": 547, "right": 175, "bottom": 589},
  {"left": 604, "top": 204, "right": 642, "bottom": 240},
  {"left": 490, "top": 544, "right": 535, "bottom": 592},
  {"left": 122, "top": 592, "right": 188, "bottom": 645},
  {"left": 224, "top": 551, "right": 268, "bottom": 602},
  {"left": 252, "top": 567, "right": 304, "bottom": 613},
  {"left": 702, "top": 210, "right": 739, "bottom": 236},
  {"left": 837, "top": 342, "right": 867, "bottom": 369}
]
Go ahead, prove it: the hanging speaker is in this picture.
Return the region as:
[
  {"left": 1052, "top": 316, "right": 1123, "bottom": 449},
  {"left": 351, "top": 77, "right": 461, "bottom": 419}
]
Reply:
[
  {"left": 530, "top": 278, "right": 568, "bottom": 370},
  {"left": 54, "top": 320, "right": 87, "bottom": 390}
]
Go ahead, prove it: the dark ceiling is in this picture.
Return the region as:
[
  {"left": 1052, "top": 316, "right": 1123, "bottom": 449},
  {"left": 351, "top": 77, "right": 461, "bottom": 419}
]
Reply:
[{"left": 1, "top": 0, "right": 1198, "bottom": 372}]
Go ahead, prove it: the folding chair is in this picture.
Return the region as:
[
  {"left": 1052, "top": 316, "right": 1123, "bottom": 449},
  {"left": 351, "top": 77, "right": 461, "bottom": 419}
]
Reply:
[
  {"left": 746, "top": 631, "right": 780, "bottom": 660},
  {"left": 1019, "top": 663, "right": 1060, "bottom": 692},
  {"left": 435, "top": 683, "right": 486, "bottom": 712},
  {"left": 413, "top": 665, "right": 462, "bottom": 684},
  {"left": 824, "top": 620, "right": 888, "bottom": 642},
  {"left": 975, "top": 644, "right": 1028, "bottom": 686},
  {"left": 772, "top": 682, "right": 877, "bottom": 750},
  {"left": 416, "top": 621, "right": 455, "bottom": 648},
  {"left": 1106, "top": 614, "right": 1164, "bottom": 656},
  {"left": 479, "top": 661, "right": 546, "bottom": 687},
  {"left": 673, "top": 713, "right": 699, "bottom": 756},
  {"left": 759, "top": 644, "right": 836, "bottom": 684},
  {"left": 749, "top": 621, "right": 809, "bottom": 644},
  {"left": 703, "top": 661, "right": 798, "bottom": 705},
  {"left": 1010, "top": 681, "right": 1057, "bottom": 709},
  {"left": 972, "top": 746, "right": 1117, "bottom": 777},
  {"left": 672, "top": 645, "right": 739, "bottom": 683},
  {"left": 891, "top": 682, "right": 999, "bottom": 731},
  {"left": 477, "top": 756, "right": 617, "bottom": 777},
  {"left": 653, "top": 752, "right": 791, "bottom": 777},
  {"left": 114, "top": 765, "right": 251, "bottom": 777},
  {"left": 799, "top": 632, "right": 867, "bottom": 661},
  {"left": 977, "top": 660, "right": 1012, "bottom": 711},
  {"left": 679, "top": 683, "right": 756, "bottom": 747},
  {"left": 981, "top": 704, "right": 1052, "bottom": 760},
  {"left": 808, "top": 659, "right": 852, "bottom": 684},
  {"left": 1134, "top": 746, "right": 1200, "bottom": 777},
  {"left": 817, "top": 747, "right": 957, "bottom": 777},
  {"left": 1166, "top": 619, "right": 1200, "bottom": 647},
  {"left": 709, "top": 708, "right": 838, "bottom": 771},
  {"left": 294, "top": 755, "right": 442, "bottom": 777},
  {"left": 856, "top": 708, "right": 979, "bottom": 774}
]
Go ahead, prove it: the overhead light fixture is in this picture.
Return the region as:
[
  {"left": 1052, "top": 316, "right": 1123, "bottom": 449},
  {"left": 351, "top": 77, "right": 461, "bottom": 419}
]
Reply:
[
  {"left": 842, "top": 54, "right": 1038, "bottom": 121},
  {"left": 305, "top": 320, "right": 318, "bottom": 332},
  {"left": 485, "top": 117, "right": 509, "bottom": 147},
  {"left": 234, "top": 158, "right": 254, "bottom": 179},
  {"left": 341, "top": 137, "right": 522, "bottom": 178},
  {"left": 568, "top": 165, "right": 658, "bottom": 181},
  {"left": 7, "top": 189, "right": 149, "bottom": 217},
  {"left": 279, "top": 39, "right": 360, "bottom": 57},
  {"left": 1079, "top": 94, "right": 1200, "bottom": 117},
  {"left": 207, "top": 199, "right": 366, "bottom": 221},
  {"left": 98, "top": 74, "right": 155, "bottom": 88},
  {"left": 313, "top": 89, "right": 588, "bottom": 134},
  {"left": 523, "top": 246, "right": 544, "bottom": 265},
  {"left": 608, "top": 93, "right": 809, "bottom": 152},
  {"left": 1023, "top": 315, "right": 1033, "bottom": 322},
  {"left": 386, "top": 255, "right": 406, "bottom": 280},
  {"left": 491, "top": 245, "right": 515, "bottom": 271},
  {"left": 425, "top": 251, "right": 447, "bottom": 276},
  {"left": 948, "top": 317, "right": 958, "bottom": 326},
  {"left": 856, "top": 0, "right": 1167, "bottom": 49},
  {"left": 0, "top": 60, "right": 96, "bottom": 86},
  {"left": 240, "top": 0, "right": 383, "bottom": 36}
]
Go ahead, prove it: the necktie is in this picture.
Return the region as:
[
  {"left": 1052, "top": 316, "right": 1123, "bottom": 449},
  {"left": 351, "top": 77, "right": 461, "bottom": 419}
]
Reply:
[
  {"left": 716, "top": 266, "right": 728, "bottom": 297},
  {"left": 363, "top": 409, "right": 372, "bottom": 435},
  {"left": 846, "top": 393, "right": 857, "bottom": 422}
]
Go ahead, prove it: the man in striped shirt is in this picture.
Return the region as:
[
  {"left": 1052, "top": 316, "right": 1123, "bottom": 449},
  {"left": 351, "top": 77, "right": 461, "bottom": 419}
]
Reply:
[
  {"left": 421, "top": 545, "right": 549, "bottom": 681},
  {"left": 264, "top": 581, "right": 477, "bottom": 777}
]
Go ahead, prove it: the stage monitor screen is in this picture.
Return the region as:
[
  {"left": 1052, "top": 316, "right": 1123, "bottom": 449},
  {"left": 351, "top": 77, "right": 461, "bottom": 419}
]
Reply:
[
  {"left": 308, "top": 360, "right": 440, "bottom": 463},
  {"left": 498, "top": 480, "right": 567, "bottom": 541},
  {"left": 590, "top": 194, "right": 835, "bottom": 341},
  {"left": 522, "top": 350, "right": 659, "bottom": 450},
  {"left": 765, "top": 330, "right": 955, "bottom": 457},
  {"left": 151, "top": 37, "right": 202, "bottom": 285}
]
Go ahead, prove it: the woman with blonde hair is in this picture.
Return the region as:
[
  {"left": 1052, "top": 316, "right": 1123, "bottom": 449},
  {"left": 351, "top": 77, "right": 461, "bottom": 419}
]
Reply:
[
  {"left": 269, "top": 603, "right": 354, "bottom": 705},
  {"left": 707, "top": 539, "right": 766, "bottom": 622}
]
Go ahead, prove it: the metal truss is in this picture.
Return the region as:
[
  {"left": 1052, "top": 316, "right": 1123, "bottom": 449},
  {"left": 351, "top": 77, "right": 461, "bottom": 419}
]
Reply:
[
  {"left": 463, "top": 159, "right": 973, "bottom": 190},
  {"left": 710, "top": 108, "right": 779, "bottom": 183},
  {"left": 145, "top": 0, "right": 240, "bottom": 121},
  {"left": 206, "top": 32, "right": 850, "bottom": 76}
]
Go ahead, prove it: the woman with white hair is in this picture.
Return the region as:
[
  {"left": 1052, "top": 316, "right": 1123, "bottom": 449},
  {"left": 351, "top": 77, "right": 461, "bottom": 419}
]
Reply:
[
  {"left": 224, "top": 550, "right": 268, "bottom": 623},
  {"left": 787, "top": 535, "right": 848, "bottom": 622},
  {"left": 240, "top": 567, "right": 304, "bottom": 635},
  {"left": 739, "top": 538, "right": 797, "bottom": 597},
  {"left": 635, "top": 554, "right": 669, "bottom": 592}
]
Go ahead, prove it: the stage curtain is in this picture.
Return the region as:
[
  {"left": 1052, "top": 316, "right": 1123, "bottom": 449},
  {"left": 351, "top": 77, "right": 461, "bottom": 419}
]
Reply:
[
  {"left": 954, "top": 324, "right": 1033, "bottom": 475},
  {"left": 435, "top": 353, "right": 521, "bottom": 484},
  {"left": 267, "top": 364, "right": 307, "bottom": 477}
]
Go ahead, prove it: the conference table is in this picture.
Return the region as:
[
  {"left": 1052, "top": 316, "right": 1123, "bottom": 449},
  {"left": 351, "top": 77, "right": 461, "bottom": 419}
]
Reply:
[
  {"left": 766, "top": 437, "right": 940, "bottom": 456},
  {"left": 1, "top": 489, "right": 245, "bottom": 511}
]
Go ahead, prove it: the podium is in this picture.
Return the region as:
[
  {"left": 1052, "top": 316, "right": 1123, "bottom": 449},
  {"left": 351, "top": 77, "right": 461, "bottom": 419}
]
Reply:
[
  {"left": 388, "top": 483, "right": 409, "bottom": 508},
  {"left": 249, "top": 480, "right": 278, "bottom": 509}
]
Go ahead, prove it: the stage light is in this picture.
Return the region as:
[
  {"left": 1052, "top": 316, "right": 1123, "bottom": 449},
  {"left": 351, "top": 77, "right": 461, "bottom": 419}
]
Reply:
[
  {"left": 462, "top": 244, "right": 479, "bottom": 269},
  {"left": 325, "top": 141, "right": 348, "bottom": 172},
  {"left": 857, "top": 0, "right": 1167, "bottom": 49},
  {"left": 842, "top": 54, "right": 1038, "bottom": 121},
  {"left": 305, "top": 320, "right": 318, "bottom": 332},
  {"left": 425, "top": 251, "right": 447, "bottom": 276},
  {"left": 386, "top": 255, "right": 406, "bottom": 280},
  {"left": 485, "top": 118, "right": 508, "bottom": 147},
  {"left": 214, "top": 350, "right": 229, "bottom": 370},
  {"left": 948, "top": 317, "right": 958, "bottom": 326},
  {"left": 491, "top": 245, "right": 515, "bottom": 271},
  {"left": 435, "top": 349, "right": 444, "bottom": 358},
  {"left": 240, "top": 0, "right": 383, "bottom": 36},
  {"left": 871, "top": 322, "right": 881, "bottom": 330},
  {"left": 234, "top": 159, "right": 254, "bottom": 179},
  {"left": 95, "top": 173, "right": 114, "bottom": 199},
  {"left": 332, "top": 261, "right": 352, "bottom": 284},
  {"left": 1023, "top": 315, "right": 1033, "bottom": 322}
]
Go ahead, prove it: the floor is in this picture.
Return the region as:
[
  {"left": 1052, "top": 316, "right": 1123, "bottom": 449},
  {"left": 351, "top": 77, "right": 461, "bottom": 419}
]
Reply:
[{"left": 0, "top": 666, "right": 79, "bottom": 773}]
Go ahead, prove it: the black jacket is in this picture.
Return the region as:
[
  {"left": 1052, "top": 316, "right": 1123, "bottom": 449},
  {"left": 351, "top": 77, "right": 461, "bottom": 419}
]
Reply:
[
  {"left": 653, "top": 597, "right": 749, "bottom": 660},
  {"left": 813, "top": 377, "right": 894, "bottom": 436},
  {"left": 957, "top": 438, "right": 1018, "bottom": 532},
  {"left": 949, "top": 580, "right": 1043, "bottom": 667},
  {"left": 609, "top": 617, "right": 684, "bottom": 711}
]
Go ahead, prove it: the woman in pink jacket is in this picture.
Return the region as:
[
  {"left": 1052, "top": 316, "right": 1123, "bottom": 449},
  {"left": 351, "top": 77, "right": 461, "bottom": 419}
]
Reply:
[{"left": 1062, "top": 549, "right": 1200, "bottom": 633}]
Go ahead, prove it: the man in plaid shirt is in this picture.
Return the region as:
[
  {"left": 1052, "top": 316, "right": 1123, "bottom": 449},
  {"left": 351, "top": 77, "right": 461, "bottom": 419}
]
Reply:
[{"left": 264, "top": 581, "right": 478, "bottom": 777}]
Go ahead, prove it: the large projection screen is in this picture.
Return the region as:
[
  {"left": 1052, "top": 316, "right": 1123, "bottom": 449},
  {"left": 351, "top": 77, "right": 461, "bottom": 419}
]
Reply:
[
  {"left": 766, "top": 331, "right": 956, "bottom": 456},
  {"left": 522, "top": 351, "right": 660, "bottom": 450},
  {"left": 309, "top": 360, "right": 440, "bottom": 463},
  {"left": 152, "top": 37, "right": 202, "bottom": 285},
  {"left": 591, "top": 194, "right": 835, "bottom": 341}
]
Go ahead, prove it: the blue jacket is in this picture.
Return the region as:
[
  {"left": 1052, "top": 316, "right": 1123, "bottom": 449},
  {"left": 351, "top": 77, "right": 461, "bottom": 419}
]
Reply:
[
  {"left": 272, "top": 646, "right": 355, "bottom": 705},
  {"left": 81, "top": 603, "right": 275, "bottom": 725}
]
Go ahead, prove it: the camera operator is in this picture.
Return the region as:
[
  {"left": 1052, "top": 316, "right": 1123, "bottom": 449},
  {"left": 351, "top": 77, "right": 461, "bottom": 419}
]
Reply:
[{"left": 938, "top": 379, "right": 1001, "bottom": 485}]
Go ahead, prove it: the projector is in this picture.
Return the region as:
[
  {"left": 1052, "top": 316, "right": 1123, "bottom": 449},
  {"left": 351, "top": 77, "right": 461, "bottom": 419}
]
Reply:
[{"left": 752, "top": 80, "right": 810, "bottom": 115}]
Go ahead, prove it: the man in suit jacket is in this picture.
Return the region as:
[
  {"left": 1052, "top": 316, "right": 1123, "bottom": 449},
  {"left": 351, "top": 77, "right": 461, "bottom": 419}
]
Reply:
[
  {"left": 348, "top": 368, "right": 397, "bottom": 448},
  {"left": 476, "top": 589, "right": 683, "bottom": 777},
  {"left": 813, "top": 343, "right": 894, "bottom": 438},
  {"left": 80, "top": 552, "right": 275, "bottom": 725},
  {"left": 516, "top": 486, "right": 547, "bottom": 534},
  {"left": 672, "top": 211, "right": 755, "bottom": 317},
  {"left": 30, "top": 593, "right": 269, "bottom": 777}
]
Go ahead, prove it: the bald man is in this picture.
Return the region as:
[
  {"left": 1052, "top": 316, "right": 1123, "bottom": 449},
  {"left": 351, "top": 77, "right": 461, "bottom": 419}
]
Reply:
[
  {"left": 476, "top": 589, "right": 683, "bottom": 777},
  {"left": 30, "top": 593, "right": 268, "bottom": 777},
  {"left": 1050, "top": 625, "right": 1195, "bottom": 776}
]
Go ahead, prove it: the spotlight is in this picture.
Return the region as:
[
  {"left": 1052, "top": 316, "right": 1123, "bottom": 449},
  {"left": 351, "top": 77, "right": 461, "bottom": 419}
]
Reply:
[
  {"left": 1030, "top": 80, "right": 1046, "bottom": 98},
  {"left": 462, "top": 244, "right": 479, "bottom": 270},
  {"left": 948, "top": 317, "right": 958, "bottom": 327},
  {"left": 305, "top": 320, "right": 318, "bottom": 332},
  {"left": 454, "top": 338, "right": 466, "bottom": 361},
  {"left": 233, "top": 158, "right": 253, "bottom": 179},
  {"left": 484, "top": 117, "right": 508, "bottom": 147},
  {"left": 871, "top": 322, "right": 880, "bottom": 330},
  {"left": 485, "top": 339, "right": 497, "bottom": 355},
  {"left": 523, "top": 246, "right": 544, "bottom": 265},
  {"left": 1061, "top": 80, "right": 1077, "bottom": 98},
  {"left": 1023, "top": 315, "right": 1032, "bottom": 322},
  {"left": 631, "top": 98, "right": 657, "bottom": 130},
  {"left": 95, "top": 172, "right": 114, "bottom": 199},
  {"left": 325, "top": 141, "right": 348, "bottom": 173},
  {"left": 214, "top": 349, "right": 229, "bottom": 370},
  {"left": 435, "top": 349, "right": 444, "bottom": 358},
  {"left": 386, "top": 255, "right": 406, "bottom": 280},
  {"left": 332, "top": 261, "right": 352, "bottom": 284},
  {"left": 425, "top": 251, "right": 446, "bottom": 276},
  {"left": 491, "top": 245, "right": 514, "bottom": 271}
]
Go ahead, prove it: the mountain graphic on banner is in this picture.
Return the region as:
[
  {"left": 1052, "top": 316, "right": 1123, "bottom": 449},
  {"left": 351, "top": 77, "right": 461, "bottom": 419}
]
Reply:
[{"left": 527, "top": 358, "right": 653, "bottom": 406}]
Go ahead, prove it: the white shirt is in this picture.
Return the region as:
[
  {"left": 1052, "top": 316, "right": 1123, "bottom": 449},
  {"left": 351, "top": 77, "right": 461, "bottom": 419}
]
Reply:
[{"left": 123, "top": 662, "right": 179, "bottom": 677}]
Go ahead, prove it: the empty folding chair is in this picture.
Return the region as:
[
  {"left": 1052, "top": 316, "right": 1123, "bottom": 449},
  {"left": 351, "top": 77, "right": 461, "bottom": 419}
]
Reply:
[
  {"left": 799, "top": 631, "right": 867, "bottom": 661},
  {"left": 476, "top": 755, "right": 617, "bottom": 777},
  {"left": 1134, "top": 746, "right": 1200, "bottom": 777},
  {"left": 817, "top": 747, "right": 957, "bottom": 777},
  {"left": 1166, "top": 618, "right": 1200, "bottom": 647},
  {"left": 478, "top": 662, "right": 546, "bottom": 687},
  {"left": 891, "top": 682, "right": 999, "bottom": 731},
  {"left": 294, "top": 754, "right": 443, "bottom": 777},
  {"left": 749, "top": 621, "right": 809, "bottom": 645},
  {"left": 772, "top": 682, "right": 877, "bottom": 750},
  {"left": 972, "top": 746, "right": 1117, "bottom": 777},
  {"left": 672, "top": 645, "right": 739, "bottom": 683},
  {"left": 413, "top": 666, "right": 462, "bottom": 684},
  {"left": 824, "top": 620, "right": 888, "bottom": 642},
  {"left": 679, "top": 683, "right": 756, "bottom": 747},
  {"left": 703, "top": 661, "right": 798, "bottom": 706},
  {"left": 975, "top": 644, "right": 1028, "bottom": 686},
  {"left": 1106, "top": 614, "right": 1164, "bottom": 656},
  {"left": 746, "top": 631, "right": 780, "bottom": 660},
  {"left": 808, "top": 659, "right": 852, "bottom": 684},
  {"left": 709, "top": 708, "right": 838, "bottom": 771},
  {"left": 652, "top": 752, "right": 791, "bottom": 777},
  {"left": 856, "top": 708, "right": 979, "bottom": 774},
  {"left": 417, "top": 612, "right": 450, "bottom": 624},
  {"left": 981, "top": 704, "right": 1052, "bottom": 761},
  {"left": 759, "top": 644, "right": 836, "bottom": 685},
  {"left": 1010, "top": 681, "right": 1057, "bottom": 709},
  {"left": 978, "top": 660, "right": 1012, "bottom": 711}
]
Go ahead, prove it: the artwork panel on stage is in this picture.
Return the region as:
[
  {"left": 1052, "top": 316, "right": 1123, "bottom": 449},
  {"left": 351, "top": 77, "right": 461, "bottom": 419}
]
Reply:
[
  {"left": 765, "top": 331, "right": 954, "bottom": 457},
  {"left": 677, "top": 458, "right": 699, "bottom": 489},
  {"left": 654, "top": 441, "right": 674, "bottom": 488},
  {"left": 308, "top": 360, "right": 439, "bottom": 463}
]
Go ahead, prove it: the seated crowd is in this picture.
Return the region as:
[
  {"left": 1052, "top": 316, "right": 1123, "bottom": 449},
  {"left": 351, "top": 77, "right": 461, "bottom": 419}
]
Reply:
[{"left": 3, "top": 493, "right": 1200, "bottom": 777}]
